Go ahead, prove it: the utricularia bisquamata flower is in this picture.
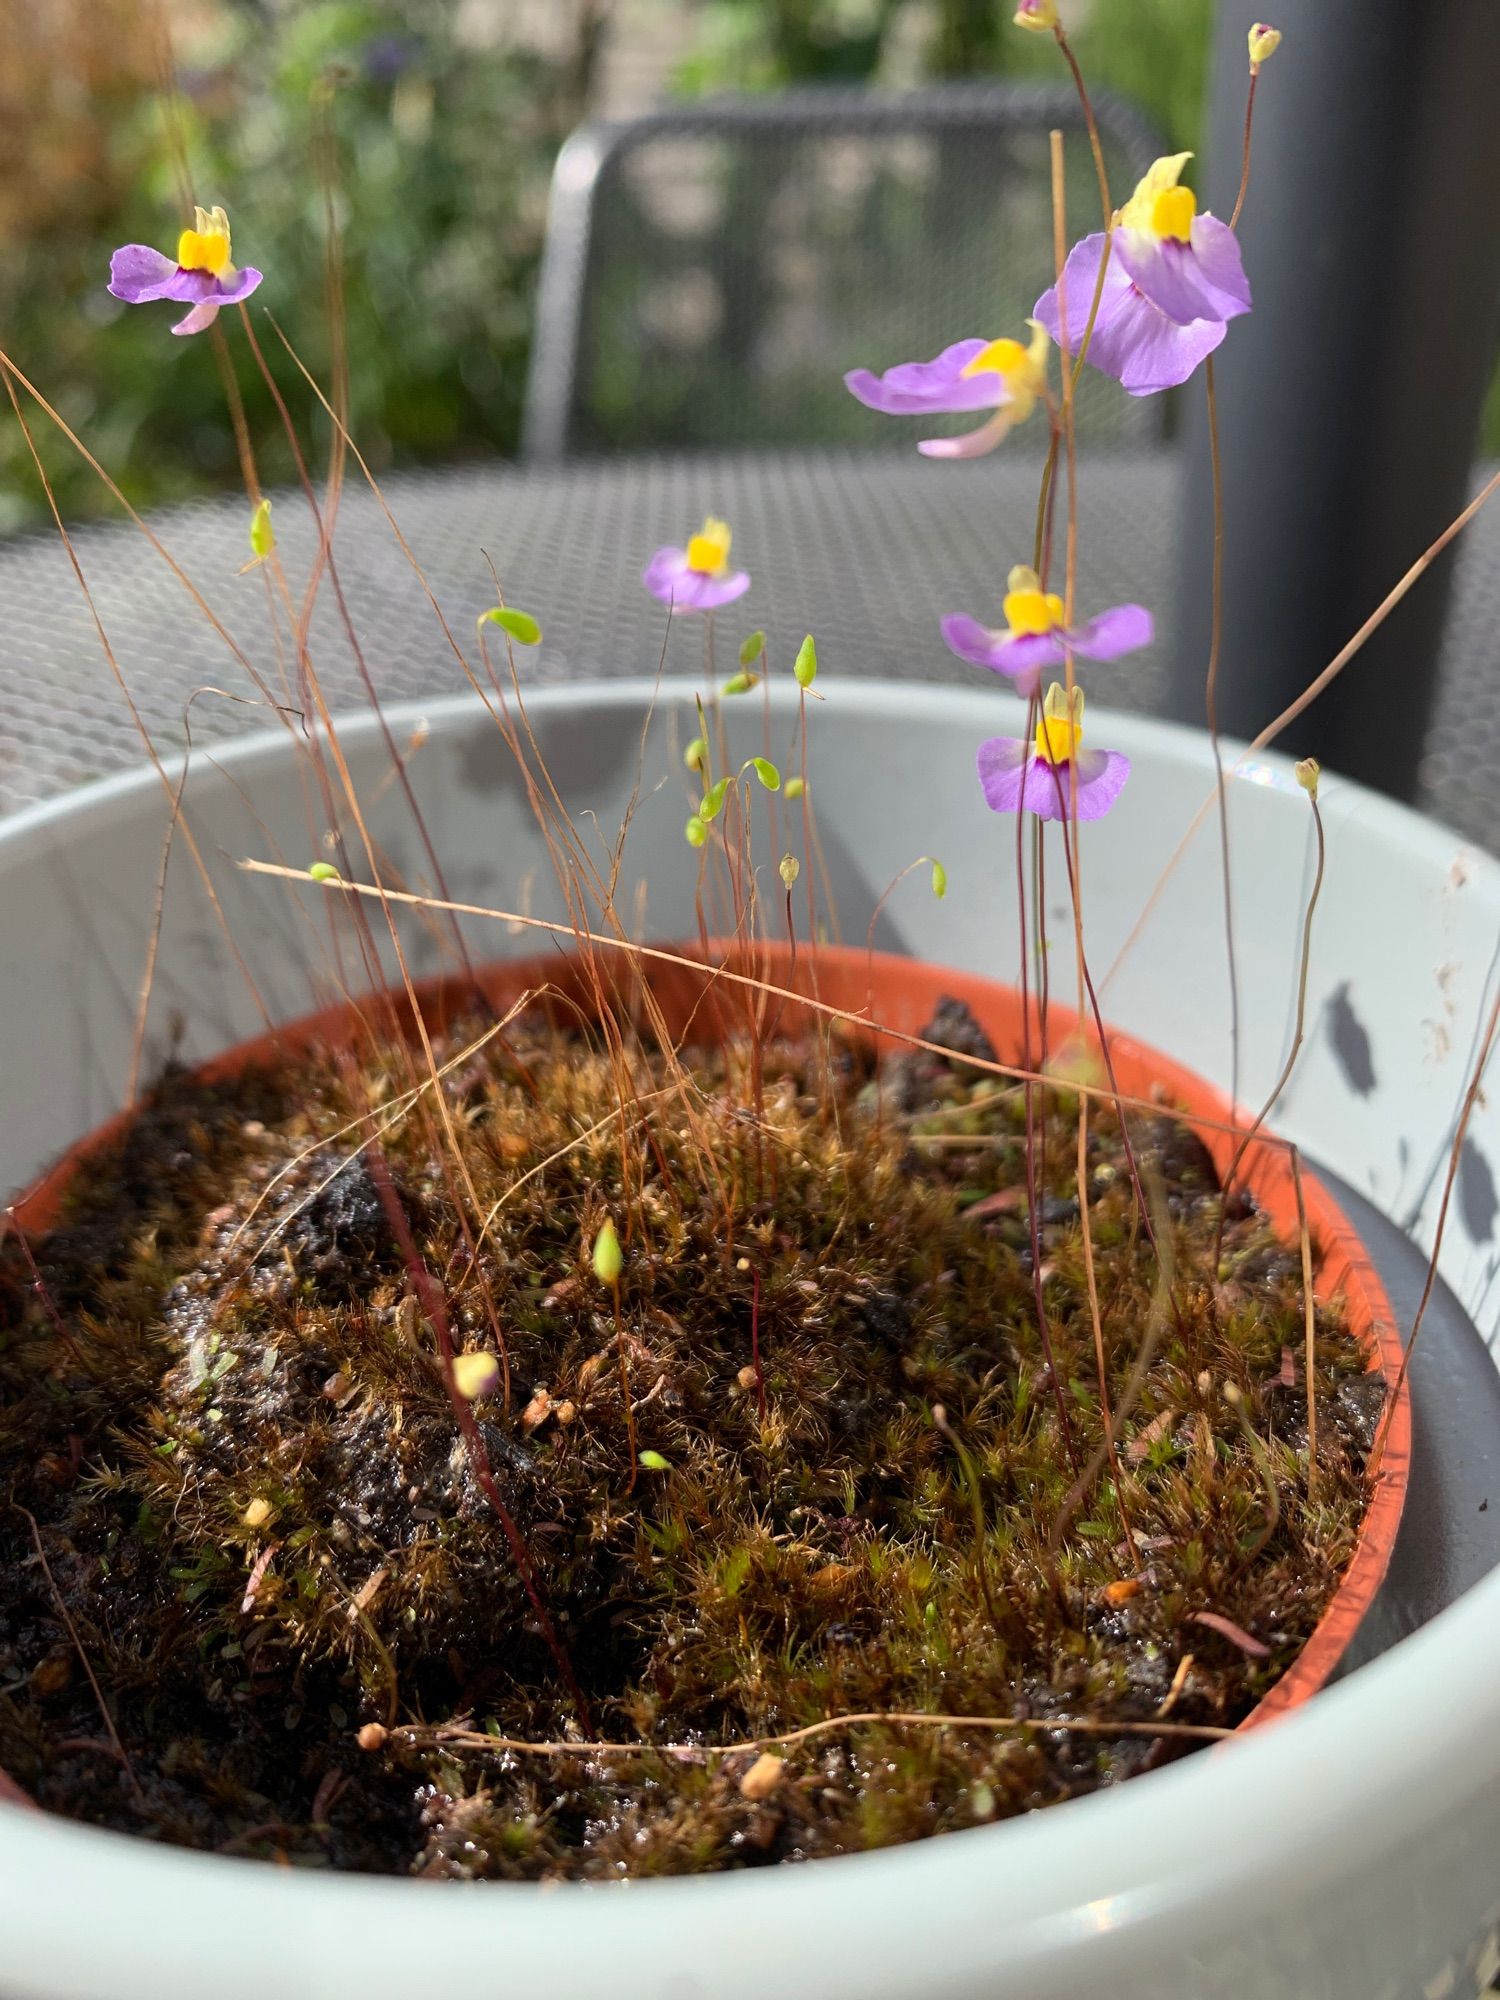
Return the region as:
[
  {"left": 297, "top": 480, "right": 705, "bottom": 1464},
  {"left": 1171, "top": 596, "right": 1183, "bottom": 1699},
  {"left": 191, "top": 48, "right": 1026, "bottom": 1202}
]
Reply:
[
  {"left": 108, "top": 206, "right": 263, "bottom": 337},
  {"left": 942, "top": 566, "right": 1153, "bottom": 699},
  {"left": 642, "top": 517, "right": 751, "bottom": 611},
  {"left": 844, "top": 321, "right": 1050, "bottom": 459},
  {"left": 1035, "top": 154, "right": 1250, "bottom": 395},
  {"left": 976, "top": 683, "right": 1130, "bottom": 822}
]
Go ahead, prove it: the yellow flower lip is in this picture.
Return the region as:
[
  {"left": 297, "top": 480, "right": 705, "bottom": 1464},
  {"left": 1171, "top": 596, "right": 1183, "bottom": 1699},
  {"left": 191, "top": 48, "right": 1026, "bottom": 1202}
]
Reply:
[
  {"left": 177, "top": 205, "right": 233, "bottom": 277},
  {"left": 957, "top": 322, "right": 1051, "bottom": 434},
  {"left": 686, "top": 516, "right": 733, "bottom": 576},
  {"left": 1034, "top": 682, "right": 1084, "bottom": 765},
  {"left": 1120, "top": 154, "right": 1198, "bottom": 242},
  {"left": 1003, "top": 566, "right": 1066, "bottom": 638}
]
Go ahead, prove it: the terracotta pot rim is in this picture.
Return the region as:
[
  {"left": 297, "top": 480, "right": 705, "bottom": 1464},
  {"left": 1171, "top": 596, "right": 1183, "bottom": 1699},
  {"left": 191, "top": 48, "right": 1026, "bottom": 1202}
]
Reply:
[{"left": 1, "top": 939, "right": 1410, "bottom": 1817}]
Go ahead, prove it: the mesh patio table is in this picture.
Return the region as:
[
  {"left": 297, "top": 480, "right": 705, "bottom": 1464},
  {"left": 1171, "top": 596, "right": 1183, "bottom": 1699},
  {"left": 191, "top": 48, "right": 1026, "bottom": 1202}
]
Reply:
[{"left": 0, "top": 447, "right": 1495, "bottom": 852}]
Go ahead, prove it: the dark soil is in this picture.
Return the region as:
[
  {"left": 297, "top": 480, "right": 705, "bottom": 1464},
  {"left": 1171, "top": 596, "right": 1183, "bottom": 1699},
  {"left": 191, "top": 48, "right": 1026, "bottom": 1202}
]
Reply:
[{"left": 0, "top": 989, "right": 1380, "bottom": 1879}]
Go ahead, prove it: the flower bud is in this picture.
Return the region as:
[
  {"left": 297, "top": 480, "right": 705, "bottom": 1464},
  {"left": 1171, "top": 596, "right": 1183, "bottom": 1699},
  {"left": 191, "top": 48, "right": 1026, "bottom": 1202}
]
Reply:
[
  {"left": 1294, "top": 757, "right": 1320, "bottom": 799},
  {"left": 684, "top": 735, "right": 708, "bottom": 772},
  {"left": 451, "top": 1351, "right": 500, "bottom": 1401},
  {"left": 1248, "top": 22, "right": 1281, "bottom": 65},
  {"left": 592, "top": 1217, "right": 623, "bottom": 1287},
  {"left": 793, "top": 635, "right": 818, "bottom": 688},
  {"left": 1013, "top": 0, "right": 1058, "bottom": 30},
  {"left": 308, "top": 861, "right": 340, "bottom": 883},
  {"left": 738, "top": 629, "right": 765, "bottom": 667},
  {"left": 722, "top": 671, "right": 757, "bottom": 696},
  {"left": 783, "top": 776, "right": 806, "bottom": 801},
  {"left": 931, "top": 858, "right": 948, "bottom": 900},
  {"left": 684, "top": 814, "right": 708, "bottom": 849},
  {"left": 779, "top": 853, "right": 800, "bottom": 888},
  {"left": 248, "top": 497, "right": 274, "bottom": 559}
]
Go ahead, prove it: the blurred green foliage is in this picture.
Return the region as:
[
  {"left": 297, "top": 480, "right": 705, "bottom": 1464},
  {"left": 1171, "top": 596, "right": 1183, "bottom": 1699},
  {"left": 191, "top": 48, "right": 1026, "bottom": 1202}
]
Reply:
[
  {"left": 0, "top": 0, "right": 603, "bottom": 530},
  {"left": 1, "top": 0, "right": 1213, "bottom": 532}
]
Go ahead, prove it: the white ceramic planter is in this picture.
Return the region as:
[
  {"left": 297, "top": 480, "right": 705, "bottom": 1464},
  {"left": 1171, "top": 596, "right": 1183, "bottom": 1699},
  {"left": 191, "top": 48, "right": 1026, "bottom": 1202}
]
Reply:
[{"left": 2, "top": 680, "right": 1498, "bottom": 2000}]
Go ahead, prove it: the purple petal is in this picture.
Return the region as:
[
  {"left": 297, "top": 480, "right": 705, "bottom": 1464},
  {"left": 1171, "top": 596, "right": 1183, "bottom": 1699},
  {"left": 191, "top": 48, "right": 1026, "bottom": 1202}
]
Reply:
[
  {"left": 213, "top": 265, "right": 263, "bottom": 308},
  {"left": 1026, "top": 747, "right": 1132, "bottom": 822},
  {"left": 1043, "top": 271, "right": 1225, "bottom": 396},
  {"left": 845, "top": 339, "right": 1009, "bottom": 416},
  {"left": 941, "top": 615, "right": 1057, "bottom": 697},
  {"left": 171, "top": 300, "right": 221, "bottom": 336},
  {"left": 641, "top": 547, "right": 749, "bottom": 611},
  {"left": 1115, "top": 222, "right": 1250, "bottom": 328},
  {"left": 1189, "top": 215, "right": 1251, "bottom": 319},
  {"left": 1066, "top": 603, "right": 1154, "bottom": 660},
  {"left": 917, "top": 410, "right": 1015, "bottom": 460},
  {"left": 643, "top": 547, "right": 691, "bottom": 602},
  {"left": 107, "top": 245, "right": 184, "bottom": 304},
  {"left": 977, "top": 739, "right": 1130, "bottom": 820},
  {"left": 1033, "top": 233, "right": 1135, "bottom": 361},
  {"left": 976, "top": 736, "right": 1030, "bottom": 814}
]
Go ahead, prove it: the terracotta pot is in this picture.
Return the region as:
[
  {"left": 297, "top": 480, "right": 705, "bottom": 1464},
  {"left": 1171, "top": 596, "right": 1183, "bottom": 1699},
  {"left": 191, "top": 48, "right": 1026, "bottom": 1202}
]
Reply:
[{"left": 4, "top": 936, "right": 1409, "bottom": 1809}]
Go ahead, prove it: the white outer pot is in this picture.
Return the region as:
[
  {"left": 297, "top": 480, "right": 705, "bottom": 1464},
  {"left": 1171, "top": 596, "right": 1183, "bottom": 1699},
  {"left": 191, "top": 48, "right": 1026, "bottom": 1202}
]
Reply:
[{"left": 2, "top": 680, "right": 1498, "bottom": 2000}]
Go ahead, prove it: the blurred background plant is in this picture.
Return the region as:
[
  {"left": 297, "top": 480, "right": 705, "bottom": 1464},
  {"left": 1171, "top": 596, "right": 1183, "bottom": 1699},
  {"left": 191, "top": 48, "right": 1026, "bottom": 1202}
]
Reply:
[{"left": 0, "top": 0, "right": 1212, "bottom": 532}]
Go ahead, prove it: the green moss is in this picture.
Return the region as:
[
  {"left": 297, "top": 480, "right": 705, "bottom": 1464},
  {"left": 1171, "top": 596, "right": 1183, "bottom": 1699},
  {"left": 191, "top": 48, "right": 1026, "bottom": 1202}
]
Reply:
[{"left": 0, "top": 993, "right": 1377, "bottom": 1878}]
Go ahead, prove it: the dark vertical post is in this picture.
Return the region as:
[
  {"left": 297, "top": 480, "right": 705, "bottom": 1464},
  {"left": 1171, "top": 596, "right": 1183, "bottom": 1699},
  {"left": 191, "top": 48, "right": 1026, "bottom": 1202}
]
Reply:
[{"left": 1170, "top": 0, "right": 1500, "bottom": 800}]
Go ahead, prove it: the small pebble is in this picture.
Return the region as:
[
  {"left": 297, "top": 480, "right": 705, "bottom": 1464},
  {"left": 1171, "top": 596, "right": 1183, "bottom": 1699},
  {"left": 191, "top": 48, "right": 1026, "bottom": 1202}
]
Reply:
[
  {"left": 522, "top": 1389, "right": 553, "bottom": 1431},
  {"left": 322, "top": 1370, "right": 350, "bottom": 1401},
  {"left": 356, "top": 1722, "right": 388, "bottom": 1752},
  {"left": 738, "top": 1752, "right": 784, "bottom": 1802},
  {"left": 242, "top": 1497, "right": 273, "bottom": 1531}
]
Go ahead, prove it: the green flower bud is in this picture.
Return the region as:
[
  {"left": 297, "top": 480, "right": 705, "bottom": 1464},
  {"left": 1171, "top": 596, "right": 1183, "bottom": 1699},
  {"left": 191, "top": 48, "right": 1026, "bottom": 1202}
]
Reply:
[
  {"left": 591, "top": 1217, "right": 623, "bottom": 1287},
  {"left": 684, "top": 735, "right": 708, "bottom": 773},
  {"left": 793, "top": 635, "right": 818, "bottom": 688},
  {"left": 1294, "top": 758, "right": 1320, "bottom": 799},
  {"left": 779, "top": 853, "right": 800, "bottom": 888},
  {"left": 738, "top": 629, "right": 766, "bottom": 667},
  {"left": 722, "top": 671, "right": 758, "bottom": 697},
  {"left": 931, "top": 859, "right": 948, "bottom": 899},
  {"left": 308, "top": 861, "right": 341, "bottom": 883},
  {"left": 684, "top": 815, "right": 708, "bottom": 849},
  {"left": 248, "top": 498, "right": 274, "bottom": 559},
  {"left": 700, "top": 776, "right": 732, "bottom": 822},
  {"left": 783, "top": 775, "right": 806, "bottom": 801},
  {"left": 637, "top": 1449, "right": 670, "bottom": 1472},
  {"left": 750, "top": 757, "right": 781, "bottom": 792}
]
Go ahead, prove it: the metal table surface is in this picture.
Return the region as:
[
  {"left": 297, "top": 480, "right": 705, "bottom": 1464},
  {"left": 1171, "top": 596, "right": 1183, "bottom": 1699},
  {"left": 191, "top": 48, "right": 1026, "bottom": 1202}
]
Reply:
[{"left": 0, "top": 446, "right": 1496, "bottom": 851}]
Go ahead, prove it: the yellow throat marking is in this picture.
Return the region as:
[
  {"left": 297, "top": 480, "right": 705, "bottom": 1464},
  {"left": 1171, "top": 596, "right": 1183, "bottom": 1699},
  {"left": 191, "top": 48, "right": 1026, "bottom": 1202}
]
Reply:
[
  {"left": 177, "top": 206, "right": 233, "bottom": 276},
  {"left": 1003, "top": 566, "right": 1065, "bottom": 638},
  {"left": 686, "top": 517, "right": 733, "bottom": 576},
  {"left": 1121, "top": 155, "right": 1198, "bottom": 241},
  {"left": 1035, "top": 683, "right": 1084, "bottom": 766}
]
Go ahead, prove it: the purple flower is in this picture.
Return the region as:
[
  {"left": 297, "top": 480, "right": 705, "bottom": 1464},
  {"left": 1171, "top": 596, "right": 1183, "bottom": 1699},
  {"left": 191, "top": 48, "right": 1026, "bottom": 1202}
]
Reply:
[
  {"left": 845, "top": 322, "right": 1050, "bottom": 459},
  {"left": 942, "top": 565, "right": 1153, "bottom": 698},
  {"left": 107, "top": 206, "right": 262, "bottom": 337},
  {"left": 1034, "top": 155, "right": 1249, "bottom": 396},
  {"left": 976, "top": 684, "right": 1129, "bottom": 823},
  {"left": 642, "top": 517, "right": 751, "bottom": 612}
]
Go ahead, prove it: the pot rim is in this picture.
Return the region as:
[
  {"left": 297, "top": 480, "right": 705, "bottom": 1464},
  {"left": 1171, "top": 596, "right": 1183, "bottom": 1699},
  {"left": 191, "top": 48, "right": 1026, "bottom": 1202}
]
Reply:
[{"left": 0, "top": 682, "right": 1487, "bottom": 2000}]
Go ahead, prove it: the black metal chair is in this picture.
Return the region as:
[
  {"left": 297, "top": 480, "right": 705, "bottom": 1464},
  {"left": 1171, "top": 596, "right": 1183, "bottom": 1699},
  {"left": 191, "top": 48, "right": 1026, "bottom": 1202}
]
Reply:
[{"left": 522, "top": 83, "right": 1167, "bottom": 463}]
